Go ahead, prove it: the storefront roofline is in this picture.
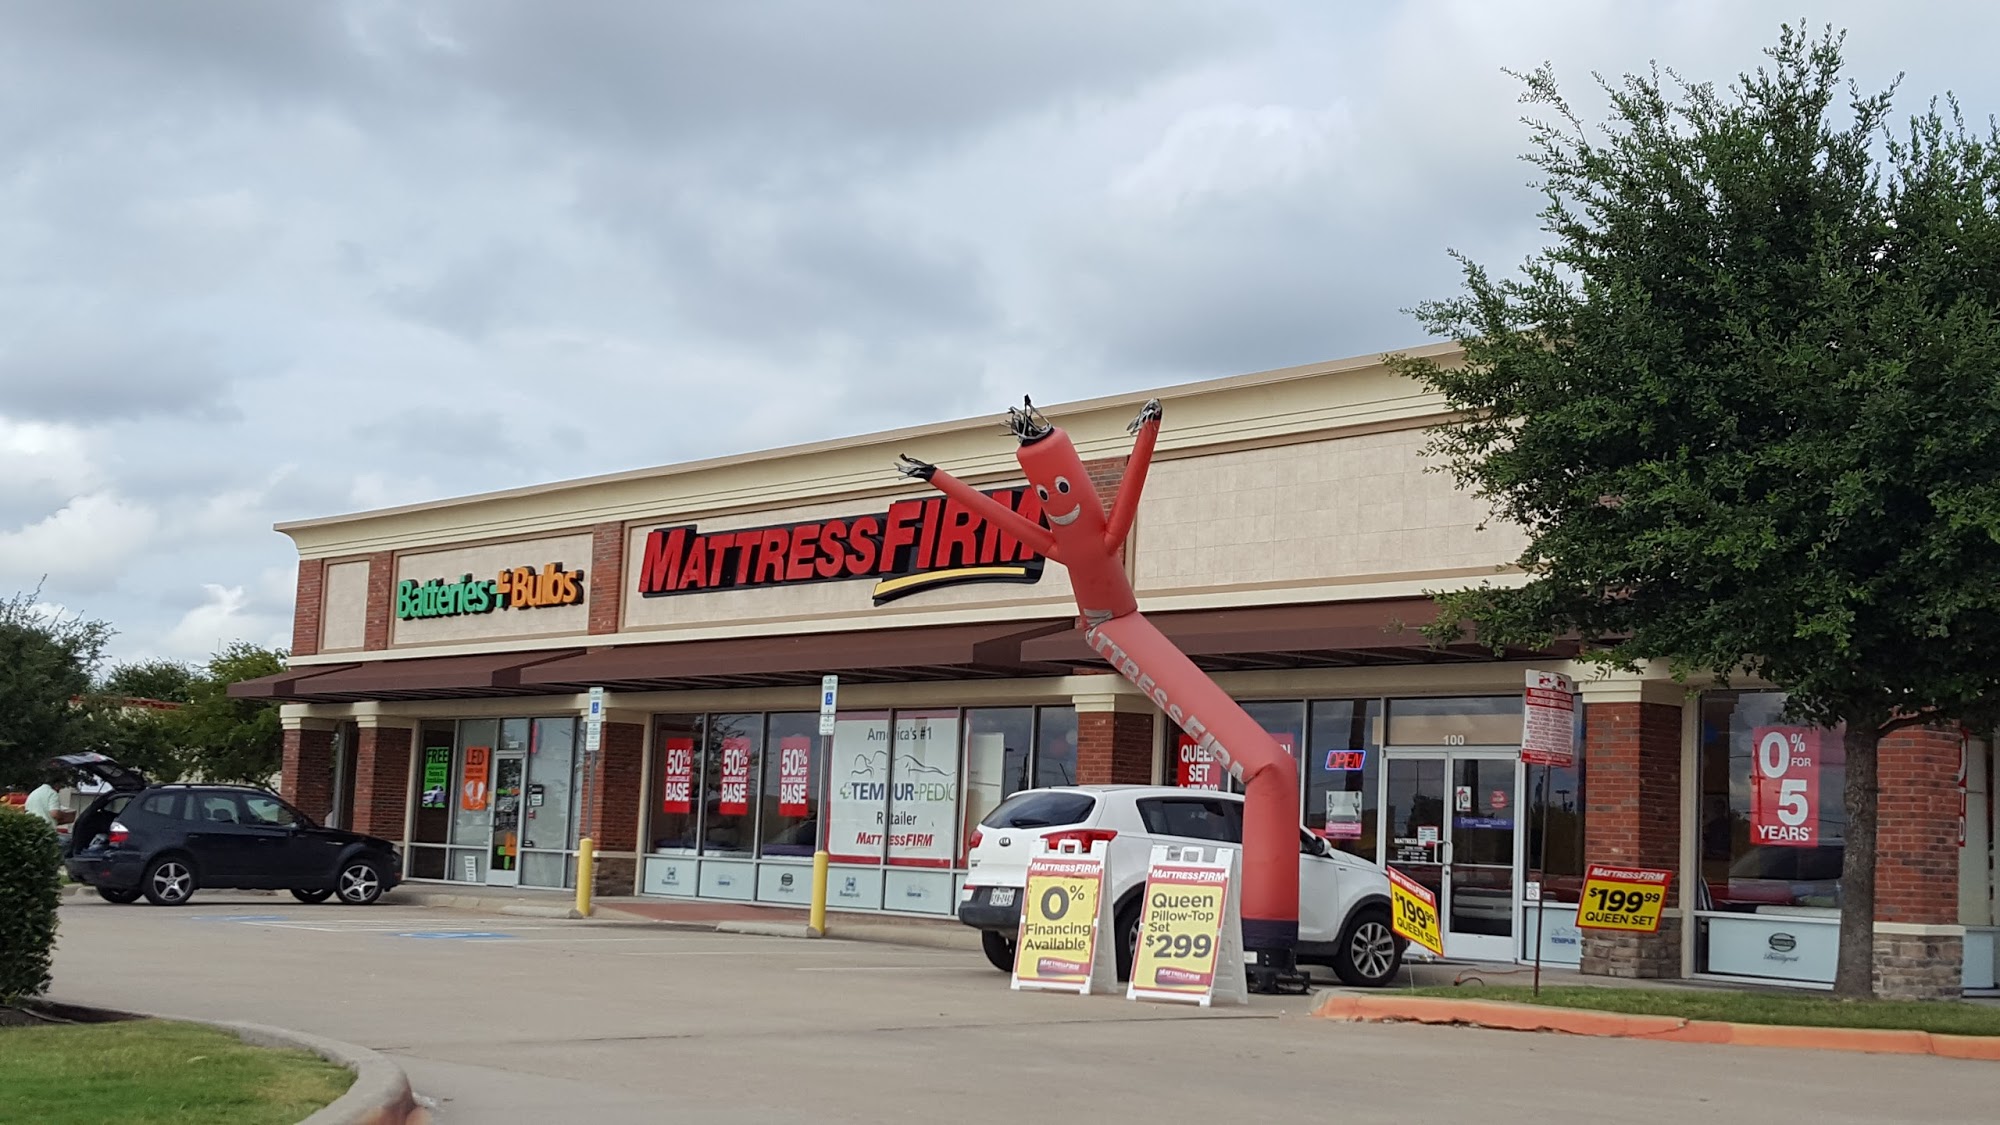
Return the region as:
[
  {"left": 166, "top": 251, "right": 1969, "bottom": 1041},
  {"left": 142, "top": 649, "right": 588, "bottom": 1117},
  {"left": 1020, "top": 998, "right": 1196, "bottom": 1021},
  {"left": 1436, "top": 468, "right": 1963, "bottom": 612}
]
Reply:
[{"left": 274, "top": 342, "right": 1464, "bottom": 555}]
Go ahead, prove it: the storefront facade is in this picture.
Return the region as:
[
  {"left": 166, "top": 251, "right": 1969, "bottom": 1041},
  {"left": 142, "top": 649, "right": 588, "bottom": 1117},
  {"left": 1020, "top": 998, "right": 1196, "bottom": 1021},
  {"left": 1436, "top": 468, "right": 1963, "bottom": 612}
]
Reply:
[{"left": 237, "top": 344, "right": 1997, "bottom": 999}]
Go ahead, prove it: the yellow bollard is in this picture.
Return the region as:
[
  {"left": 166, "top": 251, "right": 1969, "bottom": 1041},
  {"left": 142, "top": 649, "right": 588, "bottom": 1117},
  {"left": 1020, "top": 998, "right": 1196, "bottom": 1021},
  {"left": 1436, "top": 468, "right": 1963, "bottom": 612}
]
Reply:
[
  {"left": 808, "top": 848, "right": 830, "bottom": 935},
  {"left": 575, "top": 836, "right": 595, "bottom": 918}
]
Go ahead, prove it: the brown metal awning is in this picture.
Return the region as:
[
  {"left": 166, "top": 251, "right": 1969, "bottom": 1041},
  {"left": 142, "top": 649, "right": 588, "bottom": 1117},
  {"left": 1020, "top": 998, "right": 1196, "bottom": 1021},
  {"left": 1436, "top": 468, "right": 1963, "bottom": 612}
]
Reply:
[
  {"left": 519, "top": 620, "right": 1075, "bottom": 692},
  {"left": 1019, "top": 597, "right": 1573, "bottom": 671},
  {"left": 236, "top": 651, "right": 585, "bottom": 703},
  {"left": 227, "top": 663, "right": 360, "bottom": 700}
]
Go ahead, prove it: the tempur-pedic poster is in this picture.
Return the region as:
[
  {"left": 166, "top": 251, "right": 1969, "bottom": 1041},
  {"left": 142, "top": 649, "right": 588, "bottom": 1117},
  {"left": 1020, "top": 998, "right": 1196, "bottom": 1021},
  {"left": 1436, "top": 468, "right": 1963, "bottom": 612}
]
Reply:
[{"left": 826, "top": 710, "right": 961, "bottom": 867}]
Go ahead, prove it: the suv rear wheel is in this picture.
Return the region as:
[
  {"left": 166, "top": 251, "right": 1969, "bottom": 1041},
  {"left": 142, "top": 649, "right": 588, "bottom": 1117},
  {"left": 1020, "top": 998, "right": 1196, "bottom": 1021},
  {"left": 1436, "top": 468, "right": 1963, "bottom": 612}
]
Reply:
[
  {"left": 142, "top": 856, "right": 197, "bottom": 906},
  {"left": 96, "top": 886, "right": 141, "bottom": 904},
  {"left": 1332, "top": 906, "right": 1401, "bottom": 987},
  {"left": 1114, "top": 898, "right": 1142, "bottom": 983},
  {"left": 335, "top": 859, "right": 385, "bottom": 905},
  {"left": 291, "top": 888, "right": 333, "bottom": 904},
  {"left": 981, "top": 930, "right": 1015, "bottom": 973}
]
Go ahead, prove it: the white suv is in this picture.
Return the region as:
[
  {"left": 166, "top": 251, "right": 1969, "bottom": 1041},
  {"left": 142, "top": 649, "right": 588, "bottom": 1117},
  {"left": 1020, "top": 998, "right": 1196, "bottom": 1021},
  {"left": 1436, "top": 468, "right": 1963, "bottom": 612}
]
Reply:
[{"left": 958, "top": 785, "right": 1404, "bottom": 987}]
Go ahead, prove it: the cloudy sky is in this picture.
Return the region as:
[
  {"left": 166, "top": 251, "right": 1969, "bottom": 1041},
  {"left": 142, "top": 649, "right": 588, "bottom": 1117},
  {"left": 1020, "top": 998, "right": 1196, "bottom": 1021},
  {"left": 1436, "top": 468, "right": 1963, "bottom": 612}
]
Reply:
[{"left": 3, "top": 1, "right": 1993, "bottom": 669}]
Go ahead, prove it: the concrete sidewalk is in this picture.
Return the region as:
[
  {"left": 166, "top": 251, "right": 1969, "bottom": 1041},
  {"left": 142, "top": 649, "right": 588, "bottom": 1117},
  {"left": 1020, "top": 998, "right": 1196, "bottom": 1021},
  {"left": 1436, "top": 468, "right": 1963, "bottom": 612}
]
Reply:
[{"left": 384, "top": 883, "right": 983, "bottom": 949}]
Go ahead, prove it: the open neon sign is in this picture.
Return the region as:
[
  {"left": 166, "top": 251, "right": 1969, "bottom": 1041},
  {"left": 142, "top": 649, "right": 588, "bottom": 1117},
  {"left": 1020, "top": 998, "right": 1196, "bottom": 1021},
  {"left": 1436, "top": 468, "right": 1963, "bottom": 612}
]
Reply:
[{"left": 1324, "top": 749, "right": 1366, "bottom": 772}]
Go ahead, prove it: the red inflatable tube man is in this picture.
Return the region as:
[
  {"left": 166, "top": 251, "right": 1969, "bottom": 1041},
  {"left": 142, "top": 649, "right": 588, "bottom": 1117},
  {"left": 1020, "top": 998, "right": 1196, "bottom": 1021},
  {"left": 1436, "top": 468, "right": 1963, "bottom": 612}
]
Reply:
[{"left": 899, "top": 397, "right": 1302, "bottom": 973}]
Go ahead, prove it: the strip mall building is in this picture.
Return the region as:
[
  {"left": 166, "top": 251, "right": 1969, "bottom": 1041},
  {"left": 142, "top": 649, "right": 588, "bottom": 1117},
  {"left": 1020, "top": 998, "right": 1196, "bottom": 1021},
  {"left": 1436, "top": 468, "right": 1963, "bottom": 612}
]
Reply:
[{"left": 235, "top": 345, "right": 1998, "bottom": 999}]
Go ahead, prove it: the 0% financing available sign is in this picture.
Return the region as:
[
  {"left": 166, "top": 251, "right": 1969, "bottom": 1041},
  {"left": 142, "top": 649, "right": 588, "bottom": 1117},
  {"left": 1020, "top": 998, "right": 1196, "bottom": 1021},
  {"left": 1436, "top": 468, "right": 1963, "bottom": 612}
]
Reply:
[{"left": 1012, "top": 855, "right": 1107, "bottom": 993}]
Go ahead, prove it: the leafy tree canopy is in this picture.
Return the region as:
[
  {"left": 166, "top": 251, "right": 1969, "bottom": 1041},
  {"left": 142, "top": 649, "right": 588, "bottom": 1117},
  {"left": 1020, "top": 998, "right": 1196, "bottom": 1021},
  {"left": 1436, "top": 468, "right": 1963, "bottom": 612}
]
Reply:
[
  {"left": 0, "top": 591, "right": 111, "bottom": 789},
  {"left": 1392, "top": 25, "right": 2000, "bottom": 996},
  {"left": 99, "top": 659, "right": 199, "bottom": 704}
]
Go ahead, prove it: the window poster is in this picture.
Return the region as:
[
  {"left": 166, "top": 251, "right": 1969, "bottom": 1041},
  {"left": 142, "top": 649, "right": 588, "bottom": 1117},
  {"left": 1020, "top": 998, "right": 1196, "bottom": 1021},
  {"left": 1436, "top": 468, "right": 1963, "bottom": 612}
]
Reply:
[
  {"left": 660, "top": 736, "right": 695, "bottom": 814},
  {"left": 718, "top": 735, "right": 752, "bottom": 816},
  {"left": 422, "top": 746, "right": 451, "bottom": 810},
  {"left": 778, "top": 735, "right": 812, "bottom": 817},
  {"left": 886, "top": 710, "right": 960, "bottom": 869},
  {"left": 1751, "top": 726, "right": 1819, "bottom": 847}
]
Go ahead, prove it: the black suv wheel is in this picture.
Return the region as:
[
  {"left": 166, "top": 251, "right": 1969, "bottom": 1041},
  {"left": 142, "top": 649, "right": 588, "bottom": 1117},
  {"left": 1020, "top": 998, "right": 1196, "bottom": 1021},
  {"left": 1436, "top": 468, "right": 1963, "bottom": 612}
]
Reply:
[
  {"left": 142, "top": 856, "right": 197, "bottom": 906},
  {"left": 335, "top": 858, "right": 386, "bottom": 905},
  {"left": 96, "top": 886, "right": 141, "bottom": 904},
  {"left": 291, "top": 888, "right": 333, "bottom": 904}
]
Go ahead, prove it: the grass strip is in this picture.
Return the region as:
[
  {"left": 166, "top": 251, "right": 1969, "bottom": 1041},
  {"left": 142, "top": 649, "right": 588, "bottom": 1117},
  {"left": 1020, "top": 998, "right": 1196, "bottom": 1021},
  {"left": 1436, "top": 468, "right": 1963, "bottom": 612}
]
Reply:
[{"left": 0, "top": 1018, "right": 353, "bottom": 1125}]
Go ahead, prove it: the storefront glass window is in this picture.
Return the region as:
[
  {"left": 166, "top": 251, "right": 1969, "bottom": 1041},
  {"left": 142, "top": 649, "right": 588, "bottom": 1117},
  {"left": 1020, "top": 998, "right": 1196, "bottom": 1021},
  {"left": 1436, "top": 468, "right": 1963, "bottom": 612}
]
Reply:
[
  {"left": 1697, "top": 691, "right": 1847, "bottom": 912},
  {"left": 650, "top": 714, "right": 702, "bottom": 853},
  {"left": 407, "top": 720, "right": 456, "bottom": 881},
  {"left": 449, "top": 718, "right": 499, "bottom": 882},
  {"left": 886, "top": 709, "right": 961, "bottom": 868},
  {"left": 521, "top": 718, "right": 577, "bottom": 888},
  {"left": 826, "top": 709, "right": 891, "bottom": 864},
  {"left": 1386, "top": 696, "right": 1523, "bottom": 747},
  {"left": 1035, "top": 706, "right": 1079, "bottom": 788},
  {"left": 1306, "top": 700, "right": 1381, "bottom": 859},
  {"left": 964, "top": 708, "right": 1033, "bottom": 859},
  {"left": 759, "top": 712, "right": 821, "bottom": 859},
  {"left": 703, "top": 713, "right": 761, "bottom": 857}
]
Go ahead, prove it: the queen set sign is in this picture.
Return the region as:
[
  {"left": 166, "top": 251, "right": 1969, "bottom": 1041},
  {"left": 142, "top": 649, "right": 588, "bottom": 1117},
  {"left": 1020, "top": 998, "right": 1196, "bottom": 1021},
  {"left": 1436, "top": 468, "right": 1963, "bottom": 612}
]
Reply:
[
  {"left": 1577, "top": 864, "right": 1672, "bottom": 933},
  {"left": 1126, "top": 844, "right": 1248, "bottom": 1007}
]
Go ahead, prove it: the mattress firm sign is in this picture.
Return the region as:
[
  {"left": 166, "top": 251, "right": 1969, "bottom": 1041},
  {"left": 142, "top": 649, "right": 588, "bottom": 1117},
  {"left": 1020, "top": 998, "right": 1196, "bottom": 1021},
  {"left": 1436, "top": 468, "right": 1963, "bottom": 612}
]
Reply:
[
  {"left": 827, "top": 712, "right": 960, "bottom": 867},
  {"left": 634, "top": 489, "right": 1047, "bottom": 606}
]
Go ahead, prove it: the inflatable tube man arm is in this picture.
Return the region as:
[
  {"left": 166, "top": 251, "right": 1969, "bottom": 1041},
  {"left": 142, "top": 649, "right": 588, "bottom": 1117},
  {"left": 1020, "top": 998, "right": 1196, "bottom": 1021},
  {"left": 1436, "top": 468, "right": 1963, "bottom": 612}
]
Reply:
[
  {"left": 1102, "top": 398, "right": 1161, "bottom": 553},
  {"left": 896, "top": 453, "right": 1062, "bottom": 564}
]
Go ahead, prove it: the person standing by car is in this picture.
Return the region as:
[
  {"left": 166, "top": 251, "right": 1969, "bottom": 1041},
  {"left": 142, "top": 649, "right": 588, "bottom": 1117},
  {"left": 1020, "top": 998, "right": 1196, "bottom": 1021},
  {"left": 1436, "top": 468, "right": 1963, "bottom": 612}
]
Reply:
[{"left": 25, "top": 773, "right": 69, "bottom": 826}]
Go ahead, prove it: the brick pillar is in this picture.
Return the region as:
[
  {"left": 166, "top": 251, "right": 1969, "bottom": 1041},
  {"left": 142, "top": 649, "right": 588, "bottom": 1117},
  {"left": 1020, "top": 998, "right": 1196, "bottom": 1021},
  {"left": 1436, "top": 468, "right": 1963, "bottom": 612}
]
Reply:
[
  {"left": 362, "top": 549, "right": 394, "bottom": 650},
  {"left": 1872, "top": 725, "right": 1965, "bottom": 999},
  {"left": 1076, "top": 705, "right": 1155, "bottom": 786},
  {"left": 1082, "top": 455, "right": 1129, "bottom": 567},
  {"left": 282, "top": 725, "right": 336, "bottom": 824},
  {"left": 1579, "top": 698, "right": 1684, "bottom": 978},
  {"left": 583, "top": 720, "right": 645, "bottom": 895},
  {"left": 589, "top": 521, "right": 624, "bottom": 635},
  {"left": 352, "top": 723, "right": 414, "bottom": 842},
  {"left": 291, "top": 558, "right": 323, "bottom": 658}
]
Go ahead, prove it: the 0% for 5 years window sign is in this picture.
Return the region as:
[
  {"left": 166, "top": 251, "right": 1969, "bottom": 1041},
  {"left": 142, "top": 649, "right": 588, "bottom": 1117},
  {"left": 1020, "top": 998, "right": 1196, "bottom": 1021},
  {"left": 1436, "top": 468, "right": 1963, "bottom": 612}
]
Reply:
[{"left": 1577, "top": 864, "right": 1672, "bottom": 933}]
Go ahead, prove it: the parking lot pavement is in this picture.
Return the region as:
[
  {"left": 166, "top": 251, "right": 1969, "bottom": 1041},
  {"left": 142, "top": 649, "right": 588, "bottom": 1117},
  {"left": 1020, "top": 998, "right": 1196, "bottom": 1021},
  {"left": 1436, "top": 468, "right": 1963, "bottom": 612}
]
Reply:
[{"left": 49, "top": 896, "right": 2000, "bottom": 1125}]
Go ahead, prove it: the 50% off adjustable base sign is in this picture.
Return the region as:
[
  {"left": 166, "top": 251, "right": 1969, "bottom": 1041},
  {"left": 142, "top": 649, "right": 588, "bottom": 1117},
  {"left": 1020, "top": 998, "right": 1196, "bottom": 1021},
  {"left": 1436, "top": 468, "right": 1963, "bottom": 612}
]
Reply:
[
  {"left": 1126, "top": 844, "right": 1248, "bottom": 1007},
  {"left": 1577, "top": 864, "right": 1672, "bottom": 932},
  {"left": 1011, "top": 843, "right": 1118, "bottom": 996}
]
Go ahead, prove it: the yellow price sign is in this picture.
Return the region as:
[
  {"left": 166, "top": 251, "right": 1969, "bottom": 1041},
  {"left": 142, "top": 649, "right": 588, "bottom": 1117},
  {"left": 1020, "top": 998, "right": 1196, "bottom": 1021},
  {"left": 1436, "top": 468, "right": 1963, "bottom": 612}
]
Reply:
[
  {"left": 1577, "top": 863, "right": 1671, "bottom": 932},
  {"left": 1388, "top": 866, "right": 1443, "bottom": 957},
  {"left": 1129, "top": 864, "right": 1228, "bottom": 996},
  {"left": 1014, "top": 856, "right": 1105, "bottom": 990}
]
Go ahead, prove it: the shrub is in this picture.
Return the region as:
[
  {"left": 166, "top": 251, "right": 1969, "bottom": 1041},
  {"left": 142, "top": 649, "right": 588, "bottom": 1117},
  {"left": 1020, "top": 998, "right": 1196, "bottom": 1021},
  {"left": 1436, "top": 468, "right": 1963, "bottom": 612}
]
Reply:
[{"left": 0, "top": 804, "right": 61, "bottom": 1005}]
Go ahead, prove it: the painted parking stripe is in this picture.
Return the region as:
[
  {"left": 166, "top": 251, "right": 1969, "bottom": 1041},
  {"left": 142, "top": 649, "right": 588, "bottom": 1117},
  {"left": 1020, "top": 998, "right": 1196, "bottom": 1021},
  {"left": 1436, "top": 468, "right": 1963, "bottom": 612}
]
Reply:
[{"left": 395, "top": 931, "right": 514, "bottom": 941}]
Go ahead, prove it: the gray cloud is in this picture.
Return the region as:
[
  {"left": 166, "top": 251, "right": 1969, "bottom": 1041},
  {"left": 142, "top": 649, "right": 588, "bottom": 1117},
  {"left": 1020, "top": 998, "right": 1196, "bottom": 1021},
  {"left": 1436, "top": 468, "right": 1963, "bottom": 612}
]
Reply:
[{"left": 0, "top": 1, "right": 1995, "bottom": 661}]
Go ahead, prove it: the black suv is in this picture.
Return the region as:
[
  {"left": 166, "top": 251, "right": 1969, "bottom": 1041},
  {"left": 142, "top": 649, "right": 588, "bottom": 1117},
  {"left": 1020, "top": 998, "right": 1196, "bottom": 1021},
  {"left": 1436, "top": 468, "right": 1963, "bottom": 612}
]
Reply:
[{"left": 54, "top": 753, "right": 402, "bottom": 907}]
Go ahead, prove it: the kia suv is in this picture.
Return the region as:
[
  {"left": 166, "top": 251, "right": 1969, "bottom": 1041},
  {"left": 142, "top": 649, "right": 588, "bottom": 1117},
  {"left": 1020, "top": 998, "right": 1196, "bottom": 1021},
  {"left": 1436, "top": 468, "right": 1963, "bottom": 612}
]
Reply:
[
  {"left": 53, "top": 753, "right": 402, "bottom": 907},
  {"left": 958, "top": 785, "right": 1405, "bottom": 987}
]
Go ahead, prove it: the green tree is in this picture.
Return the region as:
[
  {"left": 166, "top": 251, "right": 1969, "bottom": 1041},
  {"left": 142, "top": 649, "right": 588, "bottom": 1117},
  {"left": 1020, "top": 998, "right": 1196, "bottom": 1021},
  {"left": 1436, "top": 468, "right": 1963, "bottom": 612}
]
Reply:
[
  {"left": 171, "top": 643, "right": 288, "bottom": 785},
  {"left": 0, "top": 591, "right": 112, "bottom": 789},
  {"left": 1393, "top": 26, "right": 2000, "bottom": 997},
  {"left": 99, "top": 659, "right": 199, "bottom": 704}
]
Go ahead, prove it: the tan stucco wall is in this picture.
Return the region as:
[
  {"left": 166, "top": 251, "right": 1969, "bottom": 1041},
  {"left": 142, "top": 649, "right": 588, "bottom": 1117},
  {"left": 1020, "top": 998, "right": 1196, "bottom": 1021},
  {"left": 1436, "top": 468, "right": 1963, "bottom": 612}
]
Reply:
[
  {"left": 319, "top": 559, "right": 371, "bottom": 652},
  {"left": 1134, "top": 428, "right": 1526, "bottom": 602},
  {"left": 391, "top": 532, "right": 594, "bottom": 646},
  {"left": 276, "top": 343, "right": 1520, "bottom": 663}
]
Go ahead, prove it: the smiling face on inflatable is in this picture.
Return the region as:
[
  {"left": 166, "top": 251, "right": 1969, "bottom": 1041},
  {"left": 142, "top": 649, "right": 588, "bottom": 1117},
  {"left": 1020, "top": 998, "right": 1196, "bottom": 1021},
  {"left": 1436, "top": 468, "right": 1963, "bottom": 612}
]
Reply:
[{"left": 1018, "top": 428, "right": 1107, "bottom": 545}]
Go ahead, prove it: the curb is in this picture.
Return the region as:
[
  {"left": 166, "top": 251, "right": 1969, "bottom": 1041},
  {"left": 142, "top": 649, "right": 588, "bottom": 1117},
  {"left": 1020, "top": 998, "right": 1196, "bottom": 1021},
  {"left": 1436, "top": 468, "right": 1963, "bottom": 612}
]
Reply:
[
  {"left": 390, "top": 889, "right": 982, "bottom": 951},
  {"left": 1311, "top": 992, "right": 2000, "bottom": 1061},
  {"left": 205, "top": 1019, "right": 422, "bottom": 1125}
]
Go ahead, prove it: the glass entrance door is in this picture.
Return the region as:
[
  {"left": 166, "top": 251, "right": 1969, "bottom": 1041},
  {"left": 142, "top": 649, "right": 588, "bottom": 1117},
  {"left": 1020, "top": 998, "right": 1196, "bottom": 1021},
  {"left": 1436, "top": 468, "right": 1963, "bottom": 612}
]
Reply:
[
  {"left": 488, "top": 751, "right": 526, "bottom": 888},
  {"left": 1382, "top": 751, "right": 1521, "bottom": 961}
]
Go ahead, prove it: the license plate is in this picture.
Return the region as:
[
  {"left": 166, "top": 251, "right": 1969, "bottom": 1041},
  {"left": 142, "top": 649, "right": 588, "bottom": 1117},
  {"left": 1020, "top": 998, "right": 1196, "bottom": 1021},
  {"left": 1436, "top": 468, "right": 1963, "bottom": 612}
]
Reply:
[{"left": 989, "top": 887, "right": 1015, "bottom": 907}]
